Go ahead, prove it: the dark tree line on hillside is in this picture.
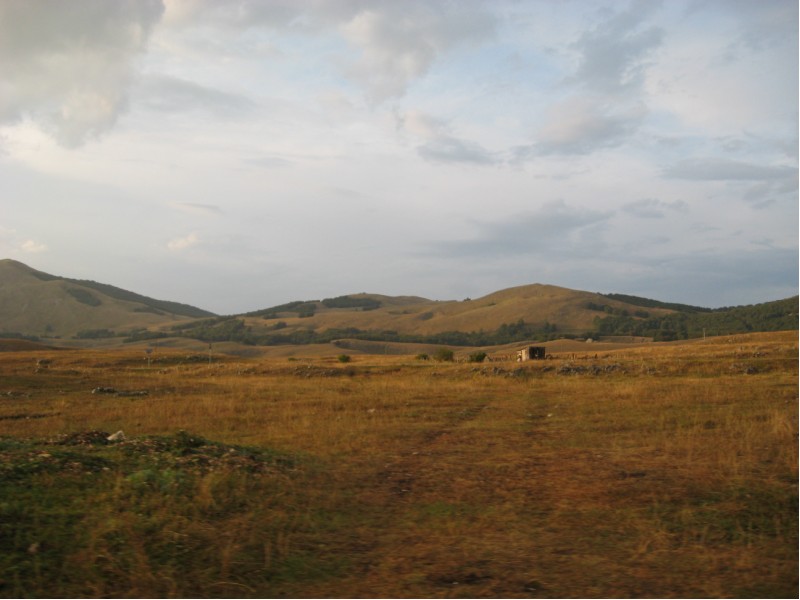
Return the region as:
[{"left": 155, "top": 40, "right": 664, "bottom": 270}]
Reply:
[
  {"left": 600, "top": 293, "right": 713, "bottom": 313},
  {"left": 245, "top": 295, "right": 381, "bottom": 319},
  {"left": 321, "top": 296, "right": 382, "bottom": 310},
  {"left": 592, "top": 297, "right": 798, "bottom": 341},
  {"left": 164, "top": 317, "right": 564, "bottom": 347}
]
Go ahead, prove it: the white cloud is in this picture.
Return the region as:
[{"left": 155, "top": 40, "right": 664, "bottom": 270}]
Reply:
[
  {"left": 395, "top": 110, "right": 449, "bottom": 140},
  {"left": 0, "top": 0, "right": 164, "bottom": 147},
  {"left": 533, "top": 96, "right": 647, "bottom": 155},
  {"left": 340, "top": 2, "right": 496, "bottom": 102},
  {"left": 167, "top": 232, "right": 199, "bottom": 251},
  {"left": 172, "top": 203, "right": 223, "bottom": 217},
  {"left": 20, "top": 239, "right": 48, "bottom": 253}
]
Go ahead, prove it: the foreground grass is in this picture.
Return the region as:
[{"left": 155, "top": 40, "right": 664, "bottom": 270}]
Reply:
[{"left": 0, "top": 332, "right": 796, "bottom": 598}]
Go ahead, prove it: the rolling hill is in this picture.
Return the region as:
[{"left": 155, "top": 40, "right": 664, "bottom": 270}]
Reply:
[
  {"left": 1, "top": 259, "right": 796, "bottom": 349},
  {"left": 177, "top": 288, "right": 797, "bottom": 348},
  {"left": 0, "top": 259, "right": 214, "bottom": 338}
]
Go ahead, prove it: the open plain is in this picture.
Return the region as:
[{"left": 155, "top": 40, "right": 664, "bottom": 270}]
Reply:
[{"left": 0, "top": 331, "right": 796, "bottom": 598}]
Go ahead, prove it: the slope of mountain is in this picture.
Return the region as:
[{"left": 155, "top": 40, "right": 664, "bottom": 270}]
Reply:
[
  {"left": 192, "top": 286, "right": 796, "bottom": 346},
  {"left": 0, "top": 259, "right": 215, "bottom": 338},
  {"left": 1, "top": 259, "right": 795, "bottom": 348},
  {"left": 261, "top": 284, "right": 668, "bottom": 335}
]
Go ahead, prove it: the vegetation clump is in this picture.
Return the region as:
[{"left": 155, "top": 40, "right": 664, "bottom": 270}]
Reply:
[
  {"left": 66, "top": 288, "right": 102, "bottom": 307},
  {"left": 432, "top": 347, "right": 454, "bottom": 362},
  {"left": 322, "top": 295, "right": 381, "bottom": 310}
]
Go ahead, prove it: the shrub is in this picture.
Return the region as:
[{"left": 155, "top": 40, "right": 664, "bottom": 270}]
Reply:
[
  {"left": 432, "top": 348, "right": 454, "bottom": 362},
  {"left": 76, "top": 328, "right": 116, "bottom": 339},
  {"left": 468, "top": 351, "right": 487, "bottom": 363},
  {"left": 415, "top": 353, "right": 429, "bottom": 361},
  {"left": 337, "top": 354, "right": 351, "bottom": 363},
  {"left": 66, "top": 288, "right": 101, "bottom": 307}
]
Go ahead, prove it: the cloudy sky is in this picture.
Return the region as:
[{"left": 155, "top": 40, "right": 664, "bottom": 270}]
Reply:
[{"left": 1, "top": 0, "right": 797, "bottom": 314}]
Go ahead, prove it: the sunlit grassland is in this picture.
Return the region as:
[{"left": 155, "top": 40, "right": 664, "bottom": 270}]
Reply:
[{"left": 0, "top": 331, "right": 796, "bottom": 598}]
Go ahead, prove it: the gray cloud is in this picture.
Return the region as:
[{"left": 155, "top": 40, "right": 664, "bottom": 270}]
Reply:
[
  {"left": 686, "top": 0, "right": 798, "bottom": 54},
  {"left": 417, "top": 136, "right": 498, "bottom": 166},
  {"left": 520, "top": 97, "right": 646, "bottom": 157},
  {"left": 664, "top": 158, "right": 798, "bottom": 207},
  {"left": 395, "top": 109, "right": 497, "bottom": 165},
  {"left": 0, "top": 0, "right": 164, "bottom": 146},
  {"left": 570, "top": 0, "right": 664, "bottom": 94},
  {"left": 622, "top": 198, "right": 688, "bottom": 219},
  {"left": 619, "top": 246, "right": 798, "bottom": 307},
  {"left": 136, "top": 75, "right": 256, "bottom": 116},
  {"left": 664, "top": 158, "right": 798, "bottom": 182},
  {"left": 515, "top": 1, "right": 662, "bottom": 159},
  {"left": 432, "top": 201, "right": 614, "bottom": 258}
]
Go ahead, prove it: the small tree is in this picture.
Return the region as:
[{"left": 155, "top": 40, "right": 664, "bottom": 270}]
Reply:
[{"left": 432, "top": 347, "right": 454, "bottom": 362}]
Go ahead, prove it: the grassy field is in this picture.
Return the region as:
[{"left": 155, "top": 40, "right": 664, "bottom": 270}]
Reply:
[{"left": 0, "top": 331, "right": 796, "bottom": 598}]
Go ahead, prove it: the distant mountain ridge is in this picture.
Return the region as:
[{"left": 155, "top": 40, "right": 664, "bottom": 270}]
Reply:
[{"left": 0, "top": 259, "right": 796, "bottom": 347}]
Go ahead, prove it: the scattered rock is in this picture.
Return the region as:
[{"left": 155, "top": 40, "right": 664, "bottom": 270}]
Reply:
[
  {"left": 730, "top": 363, "right": 758, "bottom": 375},
  {"left": 51, "top": 430, "right": 110, "bottom": 445},
  {"left": 0, "top": 413, "right": 57, "bottom": 421},
  {"left": 92, "top": 387, "right": 117, "bottom": 394},
  {"left": 107, "top": 430, "right": 126, "bottom": 443},
  {"left": 557, "top": 363, "right": 625, "bottom": 375}
]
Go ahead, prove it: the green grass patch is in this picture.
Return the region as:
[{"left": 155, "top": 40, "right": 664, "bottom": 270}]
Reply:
[{"left": 0, "top": 432, "right": 320, "bottom": 598}]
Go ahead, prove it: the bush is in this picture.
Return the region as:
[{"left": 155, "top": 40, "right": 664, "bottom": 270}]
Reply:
[
  {"left": 76, "top": 328, "right": 116, "bottom": 339},
  {"left": 415, "top": 353, "right": 429, "bottom": 361},
  {"left": 337, "top": 354, "right": 351, "bottom": 363},
  {"left": 468, "top": 351, "right": 487, "bottom": 363},
  {"left": 432, "top": 348, "right": 454, "bottom": 362}
]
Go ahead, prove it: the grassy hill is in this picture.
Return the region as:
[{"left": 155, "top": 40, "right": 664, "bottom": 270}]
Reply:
[
  {"left": 217, "top": 285, "right": 677, "bottom": 345},
  {"left": 177, "top": 286, "right": 796, "bottom": 348},
  {"left": 0, "top": 260, "right": 215, "bottom": 339},
  {"left": 2, "top": 259, "right": 795, "bottom": 350}
]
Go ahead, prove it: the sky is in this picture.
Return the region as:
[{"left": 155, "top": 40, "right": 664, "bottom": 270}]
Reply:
[{"left": 1, "top": 0, "right": 797, "bottom": 315}]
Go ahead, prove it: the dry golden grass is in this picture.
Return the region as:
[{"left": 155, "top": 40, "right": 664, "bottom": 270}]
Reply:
[
  {"left": 243, "top": 282, "right": 675, "bottom": 338},
  {"left": 0, "top": 331, "right": 796, "bottom": 598}
]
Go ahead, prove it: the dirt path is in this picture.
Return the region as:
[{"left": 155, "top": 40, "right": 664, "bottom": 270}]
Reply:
[{"left": 305, "top": 391, "right": 575, "bottom": 598}]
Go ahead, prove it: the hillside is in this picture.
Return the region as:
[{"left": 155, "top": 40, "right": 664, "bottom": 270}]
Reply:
[
  {"left": 174, "top": 287, "right": 797, "bottom": 348},
  {"left": 1, "top": 259, "right": 795, "bottom": 349},
  {"left": 0, "top": 260, "right": 215, "bottom": 338}
]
